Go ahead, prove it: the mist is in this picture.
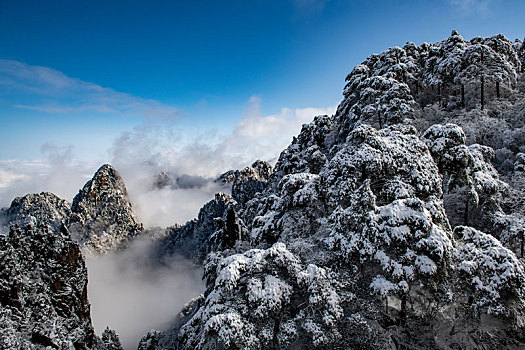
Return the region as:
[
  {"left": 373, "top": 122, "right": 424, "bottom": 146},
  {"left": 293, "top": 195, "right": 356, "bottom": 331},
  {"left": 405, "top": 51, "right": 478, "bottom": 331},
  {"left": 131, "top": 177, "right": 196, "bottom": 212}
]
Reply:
[
  {"left": 0, "top": 152, "right": 97, "bottom": 208},
  {"left": 86, "top": 237, "right": 204, "bottom": 350},
  {"left": 0, "top": 100, "right": 336, "bottom": 349}
]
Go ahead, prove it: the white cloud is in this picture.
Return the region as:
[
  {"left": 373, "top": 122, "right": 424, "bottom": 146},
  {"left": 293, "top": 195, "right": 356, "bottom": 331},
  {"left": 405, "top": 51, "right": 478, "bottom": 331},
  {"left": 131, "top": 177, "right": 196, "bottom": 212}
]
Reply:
[
  {"left": 109, "top": 95, "right": 336, "bottom": 178},
  {"left": 0, "top": 168, "right": 29, "bottom": 189},
  {"left": 0, "top": 59, "right": 180, "bottom": 120},
  {"left": 220, "top": 95, "right": 336, "bottom": 165},
  {"left": 448, "top": 0, "right": 491, "bottom": 14},
  {"left": 1, "top": 94, "right": 335, "bottom": 229},
  {"left": 86, "top": 238, "right": 204, "bottom": 349},
  {"left": 0, "top": 150, "right": 97, "bottom": 208}
]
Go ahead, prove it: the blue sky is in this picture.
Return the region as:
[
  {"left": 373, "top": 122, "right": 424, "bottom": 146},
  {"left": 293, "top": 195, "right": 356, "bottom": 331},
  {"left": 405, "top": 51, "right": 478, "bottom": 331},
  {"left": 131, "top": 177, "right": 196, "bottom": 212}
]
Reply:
[{"left": 0, "top": 0, "right": 524, "bottom": 162}]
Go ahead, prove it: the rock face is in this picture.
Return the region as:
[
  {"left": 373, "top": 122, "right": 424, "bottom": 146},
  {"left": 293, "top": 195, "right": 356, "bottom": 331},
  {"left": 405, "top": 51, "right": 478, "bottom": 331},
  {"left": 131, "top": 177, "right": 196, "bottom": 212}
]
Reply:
[
  {"left": 0, "top": 192, "right": 71, "bottom": 233},
  {"left": 218, "top": 160, "right": 273, "bottom": 206},
  {"left": 69, "top": 164, "right": 143, "bottom": 254},
  {"left": 145, "top": 32, "right": 525, "bottom": 349},
  {"left": 159, "top": 192, "right": 246, "bottom": 263},
  {"left": 0, "top": 221, "right": 102, "bottom": 349},
  {"left": 0, "top": 164, "right": 143, "bottom": 255},
  {"left": 0, "top": 166, "right": 131, "bottom": 349}
]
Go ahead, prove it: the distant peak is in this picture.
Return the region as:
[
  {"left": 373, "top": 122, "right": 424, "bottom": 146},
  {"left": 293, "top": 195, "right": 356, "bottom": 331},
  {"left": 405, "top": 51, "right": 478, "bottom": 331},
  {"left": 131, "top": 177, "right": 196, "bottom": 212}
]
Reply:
[{"left": 93, "top": 163, "right": 121, "bottom": 180}]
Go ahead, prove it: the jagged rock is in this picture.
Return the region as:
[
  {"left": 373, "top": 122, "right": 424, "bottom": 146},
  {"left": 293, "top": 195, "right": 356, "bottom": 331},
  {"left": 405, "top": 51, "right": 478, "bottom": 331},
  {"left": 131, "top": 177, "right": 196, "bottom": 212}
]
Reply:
[
  {"left": 154, "top": 172, "right": 210, "bottom": 190},
  {"left": 218, "top": 160, "right": 273, "bottom": 206},
  {"left": 137, "top": 329, "right": 162, "bottom": 350},
  {"left": 0, "top": 221, "right": 107, "bottom": 349},
  {"left": 154, "top": 171, "right": 173, "bottom": 189},
  {"left": 1, "top": 31, "right": 524, "bottom": 350},
  {"left": 515, "top": 152, "right": 525, "bottom": 171},
  {"left": 162, "top": 243, "right": 346, "bottom": 349},
  {"left": 0, "top": 192, "right": 71, "bottom": 233},
  {"left": 69, "top": 164, "right": 143, "bottom": 254},
  {"left": 336, "top": 31, "right": 521, "bottom": 136},
  {"left": 272, "top": 115, "right": 333, "bottom": 179},
  {"left": 159, "top": 192, "right": 247, "bottom": 263}
]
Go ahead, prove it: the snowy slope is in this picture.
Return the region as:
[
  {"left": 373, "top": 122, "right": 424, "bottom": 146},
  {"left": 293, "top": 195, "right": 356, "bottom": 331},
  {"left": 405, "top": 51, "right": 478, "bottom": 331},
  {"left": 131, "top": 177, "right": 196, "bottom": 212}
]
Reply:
[{"left": 144, "top": 32, "right": 525, "bottom": 349}]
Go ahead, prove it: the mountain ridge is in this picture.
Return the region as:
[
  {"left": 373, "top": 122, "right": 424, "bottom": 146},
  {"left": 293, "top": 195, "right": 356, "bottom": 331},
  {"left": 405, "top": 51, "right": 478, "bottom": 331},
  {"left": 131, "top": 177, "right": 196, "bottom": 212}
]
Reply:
[{"left": 1, "top": 31, "right": 525, "bottom": 349}]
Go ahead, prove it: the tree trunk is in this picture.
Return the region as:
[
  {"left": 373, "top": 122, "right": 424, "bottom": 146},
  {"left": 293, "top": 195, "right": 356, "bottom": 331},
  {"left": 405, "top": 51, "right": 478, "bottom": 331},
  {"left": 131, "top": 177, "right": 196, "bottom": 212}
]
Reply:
[
  {"left": 400, "top": 295, "right": 407, "bottom": 319},
  {"left": 481, "top": 76, "right": 485, "bottom": 110},
  {"left": 461, "top": 84, "right": 465, "bottom": 108},
  {"left": 378, "top": 111, "right": 383, "bottom": 129},
  {"left": 272, "top": 318, "right": 281, "bottom": 348},
  {"left": 496, "top": 81, "right": 500, "bottom": 98},
  {"left": 438, "top": 83, "right": 442, "bottom": 107},
  {"left": 224, "top": 208, "right": 239, "bottom": 249},
  {"left": 521, "top": 234, "right": 525, "bottom": 258},
  {"left": 464, "top": 198, "right": 469, "bottom": 226}
]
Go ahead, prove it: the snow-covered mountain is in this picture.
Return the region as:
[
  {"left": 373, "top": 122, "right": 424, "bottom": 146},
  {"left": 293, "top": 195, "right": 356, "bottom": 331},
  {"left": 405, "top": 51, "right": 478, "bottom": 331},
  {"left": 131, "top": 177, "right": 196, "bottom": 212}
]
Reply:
[
  {"left": 0, "top": 215, "right": 122, "bottom": 349},
  {"left": 140, "top": 31, "right": 525, "bottom": 349},
  {"left": 1, "top": 31, "right": 525, "bottom": 349},
  {"left": 1, "top": 164, "right": 143, "bottom": 255},
  {"left": 69, "top": 164, "right": 143, "bottom": 255}
]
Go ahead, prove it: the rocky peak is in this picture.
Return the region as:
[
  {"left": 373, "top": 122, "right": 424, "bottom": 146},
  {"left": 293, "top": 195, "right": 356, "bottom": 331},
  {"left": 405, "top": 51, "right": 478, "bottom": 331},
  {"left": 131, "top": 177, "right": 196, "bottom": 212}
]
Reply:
[
  {"left": 218, "top": 160, "right": 273, "bottom": 206},
  {"left": 335, "top": 32, "right": 521, "bottom": 137},
  {"left": 69, "top": 164, "right": 143, "bottom": 254},
  {"left": 1, "top": 192, "right": 71, "bottom": 233},
  {"left": 71, "top": 164, "right": 129, "bottom": 215},
  {"left": 0, "top": 221, "right": 105, "bottom": 349}
]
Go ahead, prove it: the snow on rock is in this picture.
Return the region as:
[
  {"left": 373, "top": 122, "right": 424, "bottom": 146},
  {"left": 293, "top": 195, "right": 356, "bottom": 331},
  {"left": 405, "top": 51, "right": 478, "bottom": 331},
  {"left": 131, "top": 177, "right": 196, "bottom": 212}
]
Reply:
[
  {"left": 2, "top": 31, "right": 525, "bottom": 350},
  {"left": 218, "top": 160, "right": 273, "bottom": 206},
  {"left": 454, "top": 226, "right": 525, "bottom": 315},
  {"left": 421, "top": 123, "right": 512, "bottom": 240},
  {"left": 421, "top": 123, "right": 474, "bottom": 190},
  {"left": 0, "top": 192, "right": 71, "bottom": 233},
  {"left": 69, "top": 164, "right": 143, "bottom": 255},
  {"left": 272, "top": 115, "right": 333, "bottom": 178},
  {"left": 514, "top": 152, "right": 525, "bottom": 171},
  {"left": 159, "top": 192, "right": 248, "bottom": 263},
  {"left": 152, "top": 243, "right": 344, "bottom": 349},
  {"left": 336, "top": 31, "right": 521, "bottom": 135},
  {"left": 0, "top": 221, "right": 112, "bottom": 349}
]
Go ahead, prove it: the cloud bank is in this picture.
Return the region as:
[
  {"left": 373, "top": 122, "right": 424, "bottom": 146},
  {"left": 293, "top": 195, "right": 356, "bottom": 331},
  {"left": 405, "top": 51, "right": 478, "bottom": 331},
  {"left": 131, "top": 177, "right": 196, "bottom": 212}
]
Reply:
[
  {"left": 0, "top": 94, "right": 335, "bottom": 229},
  {"left": 0, "top": 153, "right": 96, "bottom": 208},
  {"left": 106, "top": 96, "right": 335, "bottom": 227},
  {"left": 86, "top": 237, "right": 204, "bottom": 350}
]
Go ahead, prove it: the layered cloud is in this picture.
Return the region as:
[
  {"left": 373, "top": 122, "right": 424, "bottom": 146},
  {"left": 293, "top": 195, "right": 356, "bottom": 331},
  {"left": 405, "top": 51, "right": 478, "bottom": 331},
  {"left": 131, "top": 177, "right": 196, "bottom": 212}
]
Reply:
[
  {"left": 0, "top": 59, "right": 179, "bottom": 120},
  {"left": 107, "top": 95, "right": 335, "bottom": 227},
  {"left": 108, "top": 95, "right": 336, "bottom": 181},
  {"left": 1, "top": 59, "right": 336, "bottom": 228}
]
